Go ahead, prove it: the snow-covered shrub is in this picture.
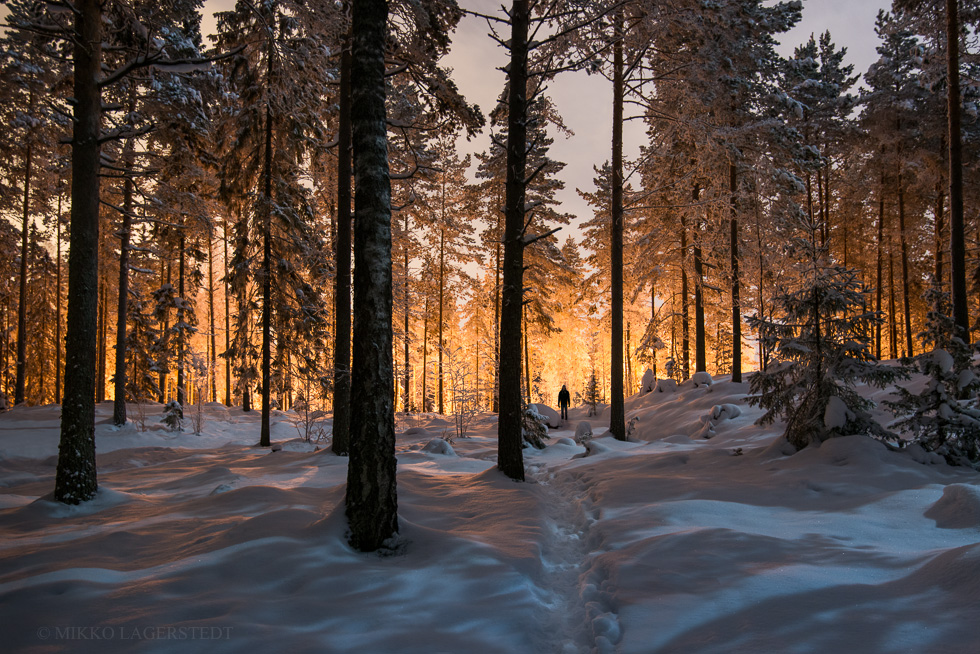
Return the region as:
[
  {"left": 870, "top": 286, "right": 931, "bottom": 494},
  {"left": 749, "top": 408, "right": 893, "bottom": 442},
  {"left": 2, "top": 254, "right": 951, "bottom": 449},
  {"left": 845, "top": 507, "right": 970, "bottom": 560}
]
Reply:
[
  {"left": 574, "top": 421, "right": 593, "bottom": 443},
  {"left": 522, "top": 405, "right": 549, "bottom": 449},
  {"left": 692, "top": 371, "right": 713, "bottom": 388},
  {"left": 747, "top": 255, "right": 900, "bottom": 451},
  {"left": 887, "top": 283, "right": 980, "bottom": 464},
  {"left": 161, "top": 400, "right": 183, "bottom": 432},
  {"left": 639, "top": 369, "right": 656, "bottom": 395},
  {"left": 656, "top": 379, "right": 677, "bottom": 393}
]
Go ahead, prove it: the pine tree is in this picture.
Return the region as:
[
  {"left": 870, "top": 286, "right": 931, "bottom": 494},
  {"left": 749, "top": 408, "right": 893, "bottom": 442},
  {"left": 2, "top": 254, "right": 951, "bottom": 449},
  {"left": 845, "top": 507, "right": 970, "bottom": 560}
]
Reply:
[
  {"left": 748, "top": 221, "right": 900, "bottom": 451},
  {"left": 888, "top": 279, "right": 980, "bottom": 463}
]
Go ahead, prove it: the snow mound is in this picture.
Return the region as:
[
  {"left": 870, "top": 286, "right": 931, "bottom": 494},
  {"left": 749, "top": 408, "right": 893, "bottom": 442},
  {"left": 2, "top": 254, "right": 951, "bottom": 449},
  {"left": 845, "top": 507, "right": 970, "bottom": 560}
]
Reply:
[
  {"left": 529, "top": 404, "right": 562, "bottom": 428},
  {"left": 925, "top": 484, "right": 980, "bottom": 529},
  {"left": 692, "top": 371, "right": 713, "bottom": 388},
  {"left": 710, "top": 404, "right": 741, "bottom": 421},
  {"left": 404, "top": 427, "right": 431, "bottom": 436},
  {"left": 656, "top": 379, "right": 677, "bottom": 393},
  {"left": 422, "top": 439, "right": 457, "bottom": 456},
  {"left": 575, "top": 421, "right": 593, "bottom": 442},
  {"left": 639, "top": 369, "right": 656, "bottom": 394}
]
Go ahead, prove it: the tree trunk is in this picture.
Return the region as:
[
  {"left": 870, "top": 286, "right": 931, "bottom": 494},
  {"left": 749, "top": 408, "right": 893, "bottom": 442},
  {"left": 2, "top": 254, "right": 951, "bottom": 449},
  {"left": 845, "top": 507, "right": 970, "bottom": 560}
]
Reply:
[
  {"left": 346, "top": 0, "right": 398, "bottom": 552},
  {"left": 55, "top": 0, "right": 101, "bottom": 504},
  {"left": 15, "top": 139, "right": 32, "bottom": 406},
  {"left": 112, "top": 113, "right": 136, "bottom": 426},
  {"left": 898, "top": 176, "right": 914, "bottom": 358},
  {"left": 609, "top": 11, "right": 626, "bottom": 440},
  {"left": 56, "top": 195, "right": 62, "bottom": 404},
  {"left": 403, "top": 211, "right": 411, "bottom": 411},
  {"left": 523, "top": 303, "right": 531, "bottom": 404},
  {"left": 493, "top": 208, "right": 501, "bottom": 412},
  {"left": 730, "top": 163, "right": 742, "bottom": 382},
  {"left": 888, "top": 234, "right": 898, "bottom": 360},
  {"left": 680, "top": 214, "right": 690, "bottom": 380},
  {"left": 693, "top": 188, "right": 706, "bottom": 374},
  {"left": 332, "top": 42, "right": 353, "bottom": 455},
  {"left": 438, "top": 226, "right": 445, "bottom": 414},
  {"left": 497, "top": 0, "right": 530, "bottom": 480},
  {"left": 177, "top": 225, "right": 187, "bottom": 407},
  {"left": 935, "top": 180, "right": 946, "bottom": 287},
  {"left": 875, "top": 178, "right": 885, "bottom": 360},
  {"left": 947, "top": 0, "right": 968, "bottom": 339},
  {"left": 223, "top": 219, "right": 232, "bottom": 405},
  {"left": 422, "top": 293, "right": 429, "bottom": 410},
  {"left": 208, "top": 230, "right": 217, "bottom": 403},
  {"left": 96, "top": 279, "right": 106, "bottom": 403}
]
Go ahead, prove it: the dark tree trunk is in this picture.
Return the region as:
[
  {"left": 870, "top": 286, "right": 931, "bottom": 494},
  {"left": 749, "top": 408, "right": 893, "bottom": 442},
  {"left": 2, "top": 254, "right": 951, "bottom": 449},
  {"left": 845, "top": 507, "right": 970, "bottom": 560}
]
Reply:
[
  {"left": 693, "top": 188, "right": 706, "bottom": 374},
  {"left": 177, "top": 226, "right": 187, "bottom": 407},
  {"left": 876, "top": 179, "right": 885, "bottom": 360},
  {"left": 16, "top": 140, "right": 32, "bottom": 406},
  {"left": 112, "top": 112, "right": 136, "bottom": 426},
  {"left": 403, "top": 211, "right": 411, "bottom": 412},
  {"left": 889, "top": 235, "right": 898, "bottom": 360},
  {"left": 523, "top": 303, "right": 531, "bottom": 404},
  {"left": 497, "top": 0, "right": 530, "bottom": 480},
  {"left": 55, "top": 0, "right": 101, "bottom": 504},
  {"left": 259, "top": 38, "right": 274, "bottom": 448},
  {"left": 609, "top": 12, "right": 626, "bottom": 440},
  {"left": 345, "top": 0, "right": 398, "bottom": 552},
  {"left": 332, "top": 43, "right": 353, "bottom": 455},
  {"left": 935, "top": 180, "right": 946, "bottom": 287},
  {"left": 947, "top": 0, "right": 968, "bottom": 339},
  {"left": 208, "top": 231, "right": 217, "bottom": 403},
  {"left": 493, "top": 209, "right": 501, "bottom": 412},
  {"left": 96, "top": 279, "right": 106, "bottom": 403},
  {"left": 680, "top": 214, "right": 690, "bottom": 380},
  {"left": 438, "top": 227, "right": 445, "bottom": 414},
  {"left": 223, "top": 219, "right": 232, "bottom": 406},
  {"left": 730, "top": 163, "right": 742, "bottom": 382},
  {"left": 898, "top": 177, "right": 914, "bottom": 357},
  {"left": 56, "top": 196, "right": 62, "bottom": 404}
]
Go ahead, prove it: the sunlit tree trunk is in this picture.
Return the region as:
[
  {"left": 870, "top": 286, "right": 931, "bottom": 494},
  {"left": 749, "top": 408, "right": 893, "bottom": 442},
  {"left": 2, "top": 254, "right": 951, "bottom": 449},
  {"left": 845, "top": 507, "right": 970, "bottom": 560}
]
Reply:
[
  {"left": 112, "top": 93, "right": 136, "bottom": 425},
  {"left": 693, "top": 188, "right": 705, "bottom": 374}
]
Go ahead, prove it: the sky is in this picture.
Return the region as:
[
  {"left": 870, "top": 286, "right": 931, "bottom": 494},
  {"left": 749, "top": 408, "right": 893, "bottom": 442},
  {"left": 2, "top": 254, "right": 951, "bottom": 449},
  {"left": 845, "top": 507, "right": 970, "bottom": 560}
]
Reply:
[{"left": 445, "top": 0, "right": 892, "bottom": 234}]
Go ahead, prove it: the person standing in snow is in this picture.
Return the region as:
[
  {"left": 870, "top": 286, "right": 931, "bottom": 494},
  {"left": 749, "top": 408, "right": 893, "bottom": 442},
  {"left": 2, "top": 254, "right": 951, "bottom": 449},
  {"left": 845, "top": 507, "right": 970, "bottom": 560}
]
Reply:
[{"left": 558, "top": 384, "right": 570, "bottom": 421}]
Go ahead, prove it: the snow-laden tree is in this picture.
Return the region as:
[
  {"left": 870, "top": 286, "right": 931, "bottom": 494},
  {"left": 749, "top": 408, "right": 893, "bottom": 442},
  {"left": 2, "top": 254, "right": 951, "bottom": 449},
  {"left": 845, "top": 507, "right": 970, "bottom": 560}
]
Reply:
[
  {"left": 212, "top": 0, "right": 336, "bottom": 447},
  {"left": 748, "top": 221, "right": 900, "bottom": 451},
  {"left": 888, "top": 280, "right": 980, "bottom": 463}
]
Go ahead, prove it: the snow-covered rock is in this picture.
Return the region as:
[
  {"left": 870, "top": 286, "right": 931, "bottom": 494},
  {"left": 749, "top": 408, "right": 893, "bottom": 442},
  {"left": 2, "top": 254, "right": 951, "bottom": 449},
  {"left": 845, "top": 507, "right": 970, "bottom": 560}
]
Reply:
[
  {"left": 422, "top": 438, "right": 457, "bottom": 456},
  {"left": 656, "top": 379, "right": 677, "bottom": 393},
  {"left": 710, "top": 404, "right": 741, "bottom": 421},
  {"left": 529, "top": 403, "right": 562, "bottom": 428}
]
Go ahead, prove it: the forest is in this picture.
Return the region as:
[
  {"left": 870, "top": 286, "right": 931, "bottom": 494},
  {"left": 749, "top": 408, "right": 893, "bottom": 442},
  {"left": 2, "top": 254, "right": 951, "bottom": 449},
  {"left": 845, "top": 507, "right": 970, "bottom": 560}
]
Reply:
[{"left": 1, "top": 0, "right": 979, "bottom": 546}]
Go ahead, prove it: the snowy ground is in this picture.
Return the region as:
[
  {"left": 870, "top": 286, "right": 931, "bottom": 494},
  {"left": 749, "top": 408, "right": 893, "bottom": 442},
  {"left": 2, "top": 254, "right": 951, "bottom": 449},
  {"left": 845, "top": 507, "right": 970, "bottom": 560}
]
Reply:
[{"left": 1, "top": 378, "right": 979, "bottom": 654}]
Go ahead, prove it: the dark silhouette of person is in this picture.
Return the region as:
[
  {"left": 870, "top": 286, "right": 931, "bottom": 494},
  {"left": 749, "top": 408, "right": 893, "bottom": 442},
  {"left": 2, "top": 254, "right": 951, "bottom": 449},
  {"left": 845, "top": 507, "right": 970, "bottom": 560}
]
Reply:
[{"left": 558, "top": 384, "right": 570, "bottom": 420}]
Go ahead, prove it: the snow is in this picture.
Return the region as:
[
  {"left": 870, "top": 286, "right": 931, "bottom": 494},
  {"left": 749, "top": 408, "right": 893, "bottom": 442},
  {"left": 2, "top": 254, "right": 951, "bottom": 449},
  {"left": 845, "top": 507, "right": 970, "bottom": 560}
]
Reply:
[{"left": 1, "top": 385, "right": 979, "bottom": 654}]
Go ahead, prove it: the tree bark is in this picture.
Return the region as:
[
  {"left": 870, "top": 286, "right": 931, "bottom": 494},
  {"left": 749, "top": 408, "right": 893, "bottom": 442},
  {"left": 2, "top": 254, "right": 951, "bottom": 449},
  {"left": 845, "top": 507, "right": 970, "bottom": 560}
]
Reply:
[
  {"left": 15, "top": 138, "right": 32, "bottom": 406},
  {"left": 259, "top": 35, "right": 274, "bottom": 448},
  {"left": 730, "top": 163, "right": 742, "bottom": 382},
  {"left": 609, "top": 11, "right": 626, "bottom": 440},
  {"left": 680, "top": 214, "right": 690, "bottom": 380},
  {"left": 947, "top": 0, "right": 968, "bottom": 339},
  {"left": 693, "top": 188, "right": 706, "bottom": 374},
  {"left": 403, "top": 211, "right": 411, "bottom": 412},
  {"left": 56, "top": 195, "right": 62, "bottom": 404},
  {"left": 875, "top": 178, "right": 885, "bottom": 360},
  {"left": 898, "top": 176, "right": 914, "bottom": 357},
  {"left": 497, "top": 0, "right": 531, "bottom": 480},
  {"left": 332, "top": 42, "right": 353, "bottom": 455},
  {"left": 112, "top": 101, "right": 136, "bottom": 426},
  {"left": 55, "top": 0, "right": 101, "bottom": 504},
  {"left": 345, "top": 0, "right": 398, "bottom": 552},
  {"left": 438, "top": 226, "right": 445, "bottom": 414}
]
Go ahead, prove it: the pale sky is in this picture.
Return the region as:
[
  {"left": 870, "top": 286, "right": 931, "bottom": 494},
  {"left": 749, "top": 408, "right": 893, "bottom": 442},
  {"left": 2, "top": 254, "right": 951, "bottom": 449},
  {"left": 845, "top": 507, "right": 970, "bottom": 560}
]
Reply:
[{"left": 446, "top": 0, "right": 892, "bottom": 232}]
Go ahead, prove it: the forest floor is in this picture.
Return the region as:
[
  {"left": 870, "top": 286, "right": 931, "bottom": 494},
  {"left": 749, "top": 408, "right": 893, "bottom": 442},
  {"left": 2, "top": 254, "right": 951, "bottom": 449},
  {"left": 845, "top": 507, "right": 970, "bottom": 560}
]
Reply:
[{"left": 1, "top": 377, "right": 979, "bottom": 653}]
